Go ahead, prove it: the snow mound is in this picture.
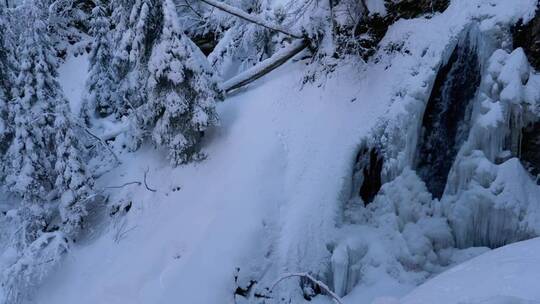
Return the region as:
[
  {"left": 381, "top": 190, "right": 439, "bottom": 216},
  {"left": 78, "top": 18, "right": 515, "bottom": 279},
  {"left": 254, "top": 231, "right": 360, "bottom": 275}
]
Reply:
[{"left": 399, "top": 238, "right": 540, "bottom": 304}]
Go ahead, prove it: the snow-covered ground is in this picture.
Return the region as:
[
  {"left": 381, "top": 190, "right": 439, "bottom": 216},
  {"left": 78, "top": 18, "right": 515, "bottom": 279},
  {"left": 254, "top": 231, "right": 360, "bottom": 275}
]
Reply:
[
  {"left": 40, "top": 56, "right": 394, "bottom": 303},
  {"left": 400, "top": 237, "right": 540, "bottom": 304},
  {"left": 58, "top": 53, "right": 89, "bottom": 116}
]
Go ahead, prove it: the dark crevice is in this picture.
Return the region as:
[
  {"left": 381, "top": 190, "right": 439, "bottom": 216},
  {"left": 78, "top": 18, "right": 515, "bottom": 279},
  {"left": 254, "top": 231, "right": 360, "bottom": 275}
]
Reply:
[
  {"left": 234, "top": 280, "right": 257, "bottom": 297},
  {"left": 416, "top": 35, "right": 481, "bottom": 199},
  {"left": 512, "top": 5, "right": 540, "bottom": 70},
  {"left": 521, "top": 122, "right": 540, "bottom": 184},
  {"left": 354, "top": 146, "right": 384, "bottom": 205},
  {"left": 384, "top": 0, "right": 450, "bottom": 20},
  {"left": 193, "top": 33, "right": 218, "bottom": 56},
  {"left": 300, "top": 276, "right": 322, "bottom": 301}
]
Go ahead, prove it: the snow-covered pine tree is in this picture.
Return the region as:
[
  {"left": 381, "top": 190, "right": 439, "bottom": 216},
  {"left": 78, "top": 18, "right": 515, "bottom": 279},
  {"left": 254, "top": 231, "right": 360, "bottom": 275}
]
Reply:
[
  {"left": 0, "top": 5, "right": 17, "bottom": 160},
  {"left": 53, "top": 104, "right": 94, "bottom": 236},
  {"left": 5, "top": 0, "right": 94, "bottom": 223},
  {"left": 111, "top": 0, "right": 161, "bottom": 118},
  {"left": 45, "top": 0, "right": 93, "bottom": 58},
  {"left": 143, "top": 0, "right": 220, "bottom": 165},
  {"left": 1, "top": 2, "right": 95, "bottom": 301},
  {"left": 81, "top": 3, "right": 115, "bottom": 121},
  {"left": 5, "top": 1, "right": 60, "bottom": 202}
]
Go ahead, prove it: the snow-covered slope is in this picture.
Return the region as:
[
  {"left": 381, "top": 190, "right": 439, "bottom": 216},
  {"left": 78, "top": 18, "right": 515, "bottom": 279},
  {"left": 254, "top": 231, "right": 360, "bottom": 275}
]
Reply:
[
  {"left": 37, "top": 58, "right": 394, "bottom": 303},
  {"left": 400, "top": 237, "right": 540, "bottom": 304},
  {"left": 57, "top": 53, "right": 89, "bottom": 116}
]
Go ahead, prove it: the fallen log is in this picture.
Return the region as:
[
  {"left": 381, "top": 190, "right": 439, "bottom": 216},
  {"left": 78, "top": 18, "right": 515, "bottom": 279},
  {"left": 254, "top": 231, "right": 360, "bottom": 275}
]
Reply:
[{"left": 220, "top": 39, "right": 308, "bottom": 93}]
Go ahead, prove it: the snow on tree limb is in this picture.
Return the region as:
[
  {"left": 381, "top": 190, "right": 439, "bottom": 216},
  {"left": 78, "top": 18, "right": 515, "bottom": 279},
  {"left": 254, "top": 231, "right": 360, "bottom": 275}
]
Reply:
[
  {"left": 78, "top": 123, "right": 121, "bottom": 165},
  {"left": 199, "top": 0, "right": 303, "bottom": 39},
  {"left": 220, "top": 39, "right": 308, "bottom": 93},
  {"left": 270, "top": 272, "right": 344, "bottom": 304}
]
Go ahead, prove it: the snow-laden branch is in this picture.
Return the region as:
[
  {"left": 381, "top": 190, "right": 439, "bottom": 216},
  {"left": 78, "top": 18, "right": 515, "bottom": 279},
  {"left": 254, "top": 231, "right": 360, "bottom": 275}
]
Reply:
[
  {"left": 270, "top": 272, "right": 344, "bottom": 304},
  {"left": 35, "top": 111, "right": 122, "bottom": 164},
  {"left": 199, "top": 0, "right": 303, "bottom": 39},
  {"left": 78, "top": 123, "right": 121, "bottom": 165},
  {"left": 220, "top": 39, "right": 308, "bottom": 92}
]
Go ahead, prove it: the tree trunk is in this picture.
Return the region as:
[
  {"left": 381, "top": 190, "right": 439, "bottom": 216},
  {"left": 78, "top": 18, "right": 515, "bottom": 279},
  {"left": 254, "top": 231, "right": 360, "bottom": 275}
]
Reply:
[{"left": 220, "top": 39, "right": 308, "bottom": 93}]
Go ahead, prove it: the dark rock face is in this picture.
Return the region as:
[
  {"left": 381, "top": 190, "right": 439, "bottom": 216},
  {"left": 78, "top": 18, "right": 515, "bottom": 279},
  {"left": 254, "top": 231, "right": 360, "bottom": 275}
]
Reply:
[
  {"left": 416, "top": 37, "right": 481, "bottom": 199},
  {"left": 384, "top": 0, "right": 449, "bottom": 20},
  {"left": 352, "top": 14, "right": 393, "bottom": 60},
  {"left": 513, "top": 6, "right": 540, "bottom": 70},
  {"left": 521, "top": 122, "right": 540, "bottom": 184},
  {"left": 339, "top": 0, "right": 449, "bottom": 59},
  {"left": 355, "top": 147, "right": 384, "bottom": 204}
]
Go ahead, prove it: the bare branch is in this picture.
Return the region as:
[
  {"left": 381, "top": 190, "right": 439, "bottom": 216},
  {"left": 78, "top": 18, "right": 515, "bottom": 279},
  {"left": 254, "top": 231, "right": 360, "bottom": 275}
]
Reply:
[
  {"left": 183, "top": 0, "right": 204, "bottom": 19},
  {"left": 143, "top": 168, "right": 157, "bottom": 192},
  {"left": 221, "top": 39, "right": 308, "bottom": 93},
  {"left": 199, "top": 0, "right": 303, "bottom": 39},
  {"left": 270, "top": 272, "right": 343, "bottom": 304},
  {"left": 103, "top": 170, "right": 156, "bottom": 193},
  {"left": 104, "top": 181, "right": 142, "bottom": 189},
  {"left": 78, "top": 123, "right": 121, "bottom": 165}
]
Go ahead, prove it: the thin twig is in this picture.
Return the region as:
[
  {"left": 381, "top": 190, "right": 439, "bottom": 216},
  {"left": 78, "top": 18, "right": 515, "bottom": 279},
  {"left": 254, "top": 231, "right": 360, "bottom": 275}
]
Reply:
[
  {"left": 184, "top": 0, "right": 204, "bottom": 19},
  {"left": 143, "top": 168, "right": 157, "bottom": 192},
  {"left": 104, "top": 181, "right": 141, "bottom": 189},
  {"left": 78, "top": 123, "right": 121, "bottom": 165},
  {"left": 270, "top": 272, "right": 343, "bottom": 304}
]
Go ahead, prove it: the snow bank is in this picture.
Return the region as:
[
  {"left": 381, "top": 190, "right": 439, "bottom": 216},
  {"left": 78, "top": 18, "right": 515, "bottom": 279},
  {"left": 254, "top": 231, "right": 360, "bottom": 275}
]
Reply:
[
  {"left": 33, "top": 51, "right": 394, "bottom": 303},
  {"left": 400, "top": 238, "right": 540, "bottom": 304}
]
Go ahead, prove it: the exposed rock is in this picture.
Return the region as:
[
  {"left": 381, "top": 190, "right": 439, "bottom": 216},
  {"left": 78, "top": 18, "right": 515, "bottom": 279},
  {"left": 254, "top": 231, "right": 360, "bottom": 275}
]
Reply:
[
  {"left": 521, "top": 121, "right": 540, "bottom": 183},
  {"left": 384, "top": 0, "right": 449, "bottom": 20},
  {"left": 337, "top": 0, "right": 449, "bottom": 59},
  {"left": 513, "top": 6, "right": 540, "bottom": 70}
]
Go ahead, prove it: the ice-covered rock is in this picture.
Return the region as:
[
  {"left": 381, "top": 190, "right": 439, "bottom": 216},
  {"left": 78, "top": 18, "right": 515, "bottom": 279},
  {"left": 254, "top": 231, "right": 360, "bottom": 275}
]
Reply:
[{"left": 443, "top": 46, "right": 540, "bottom": 248}]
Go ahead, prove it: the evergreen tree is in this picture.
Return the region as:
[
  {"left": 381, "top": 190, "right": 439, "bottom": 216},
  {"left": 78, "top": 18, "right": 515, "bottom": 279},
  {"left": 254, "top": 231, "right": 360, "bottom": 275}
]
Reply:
[
  {"left": 111, "top": 0, "right": 160, "bottom": 117},
  {"left": 5, "top": 1, "right": 61, "bottom": 202},
  {"left": 5, "top": 0, "right": 94, "bottom": 219},
  {"left": 81, "top": 3, "right": 115, "bottom": 121},
  {"left": 0, "top": 6, "right": 17, "bottom": 161},
  {"left": 1, "top": 2, "right": 95, "bottom": 302},
  {"left": 54, "top": 104, "right": 94, "bottom": 236},
  {"left": 45, "top": 0, "right": 93, "bottom": 57},
  {"left": 143, "top": 0, "right": 220, "bottom": 165}
]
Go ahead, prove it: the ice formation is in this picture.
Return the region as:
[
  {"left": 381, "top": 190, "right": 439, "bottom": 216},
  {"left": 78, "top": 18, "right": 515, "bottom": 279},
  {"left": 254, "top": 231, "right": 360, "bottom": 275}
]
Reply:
[
  {"left": 444, "top": 47, "right": 540, "bottom": 249},
  {"left": 416, "top": 31, "right": 480, "bottom": 199},
  {"left": 271, "top": 0, "right": 540, "bottom": 301}
]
